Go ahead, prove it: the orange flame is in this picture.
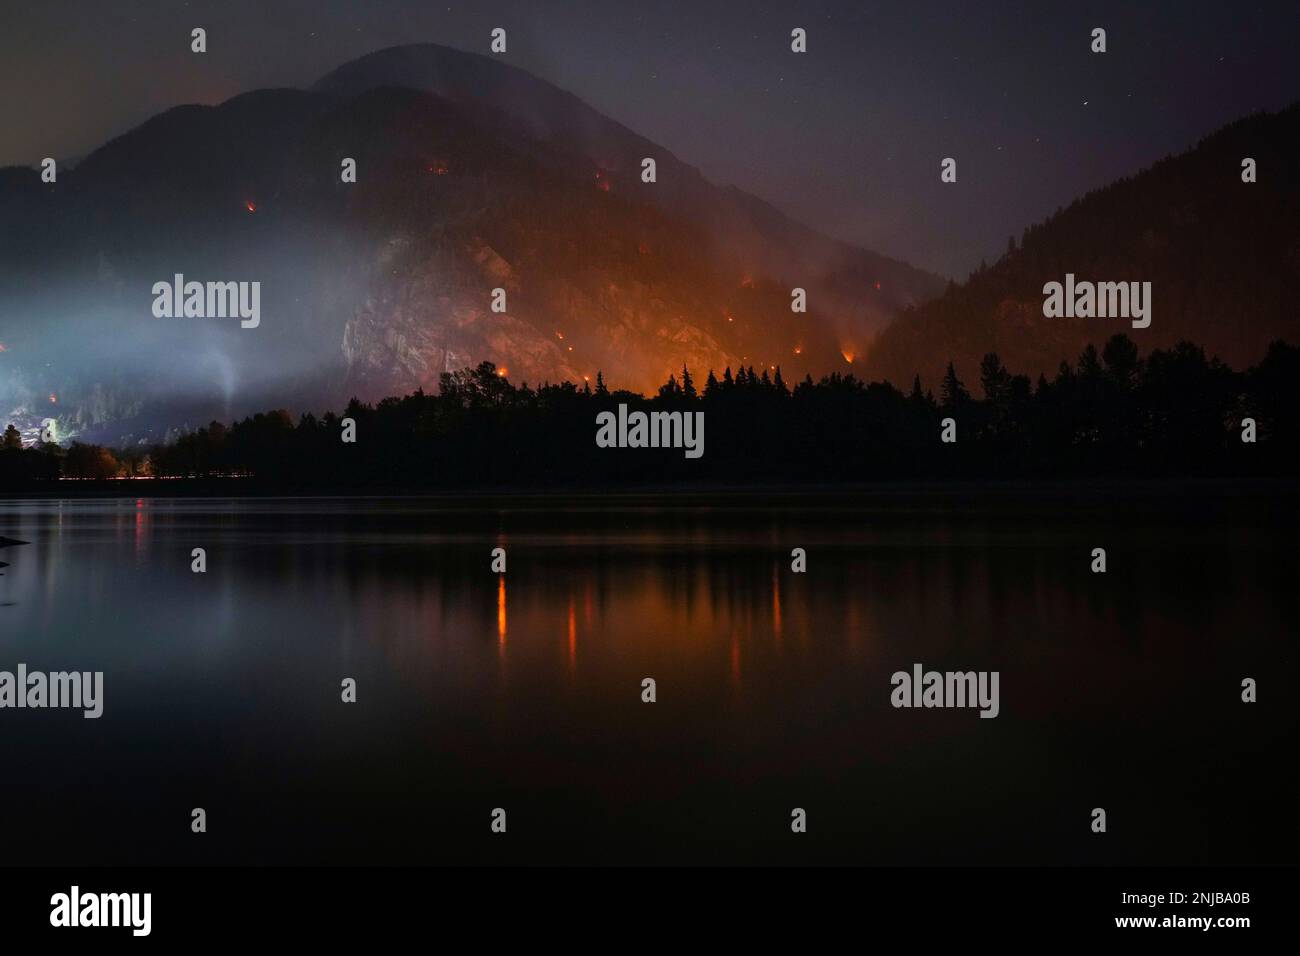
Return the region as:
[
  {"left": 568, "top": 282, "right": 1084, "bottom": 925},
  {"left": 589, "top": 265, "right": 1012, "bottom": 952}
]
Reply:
[
  {"left": 497, "top": 578, "right": 507, "bottom": 648},
  {"left": 244, "top": 200, "right": 256, "bottom": 213}
]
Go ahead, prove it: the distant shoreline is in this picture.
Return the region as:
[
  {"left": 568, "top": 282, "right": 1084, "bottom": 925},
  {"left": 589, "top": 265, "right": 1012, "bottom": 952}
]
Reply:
[{"left": 2, "top": 475, "right": 1297, "bottom": 502}]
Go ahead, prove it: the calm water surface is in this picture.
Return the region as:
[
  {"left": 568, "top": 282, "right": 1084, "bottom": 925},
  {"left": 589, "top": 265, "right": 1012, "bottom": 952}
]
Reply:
[{"left": 1, "top": 485, "right": 1296, "bottom": 865}]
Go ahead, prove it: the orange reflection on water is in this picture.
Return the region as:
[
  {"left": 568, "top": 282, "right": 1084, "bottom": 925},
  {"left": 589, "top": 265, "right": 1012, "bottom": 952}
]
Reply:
[
  {"left": 134, "top": 498, "right": 148, "bottom": 560},
  {"left": 730, "top": 632, "right": 741, "bottom": 690},
  {"left": 567, "top": 598, "right": 577, "bottom": 671},
  {"left": 497, "top": 577, "right": 507, "bottom": 653},
  {"left": 771, "top": 564, "right": 783, "bottom": 644}
]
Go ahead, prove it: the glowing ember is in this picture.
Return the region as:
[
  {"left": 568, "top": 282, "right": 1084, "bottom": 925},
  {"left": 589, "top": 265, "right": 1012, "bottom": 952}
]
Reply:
[
  {"left": 567, "top": 345, "right": 573, "bottom": 352},
  {"left": 555, "top": 331, "right": 565, "bottom": 340},
  {"left": 49, "top": 393, "right": 58, "bottom": 403},
  {"left": 725, "top": 313, "right": 734, "bottom": 323},
  {"left": 793, "top": 346, "right": 802, "bottom": 355},
  {"left": 597, "top": 180, "right": 610, "bottom": 193},
  {"left": 841, "top": 350, "right": 855, "bottom": 364},
  {"left": 874, "top": 281, "right": 882, "bottom": 291},
  {"left": 497, "top": 367, "right": 508, "bottom": 377},
  {"left": 244, "top": 201, "right": 256, "bottom": 213}
]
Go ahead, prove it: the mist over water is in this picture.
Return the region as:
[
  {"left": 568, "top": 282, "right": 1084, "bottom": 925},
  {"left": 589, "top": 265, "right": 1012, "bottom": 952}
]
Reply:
[{"left": 1, "top": 487, "right": 1294, "bottom": 864}]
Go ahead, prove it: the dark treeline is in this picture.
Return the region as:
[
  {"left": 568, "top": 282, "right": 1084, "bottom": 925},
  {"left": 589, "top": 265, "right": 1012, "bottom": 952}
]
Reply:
[{"left": 3, "top": 334, "right": 1298, "bottom": 489}]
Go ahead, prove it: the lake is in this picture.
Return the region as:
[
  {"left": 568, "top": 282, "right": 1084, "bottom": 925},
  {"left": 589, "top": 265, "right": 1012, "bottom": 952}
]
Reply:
[{"left": 1, "top": 484, "right": 1295, "bottom": 865}]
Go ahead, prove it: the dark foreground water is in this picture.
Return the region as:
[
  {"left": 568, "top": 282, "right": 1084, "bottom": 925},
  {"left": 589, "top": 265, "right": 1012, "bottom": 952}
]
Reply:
[{"left": 0, "top": 483, "right": 1296, "bottom": 865}]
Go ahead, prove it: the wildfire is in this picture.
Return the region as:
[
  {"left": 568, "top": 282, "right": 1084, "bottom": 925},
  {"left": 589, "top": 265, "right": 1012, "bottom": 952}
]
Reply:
[
  {"left": 497, "top": 367, "right": 508, "bottom": 377},
  {"left": 725, "top": 313, "right": 734, "bottom": 323},
  {"left": 555, "top": 331, "right": 565, "bottom": 340},
  {"left": 793, "top": 346, "right": 802, "bottom": 355},
  {"left": 841, "top": 350, "right": 855, "bottom": 364},
  {"left": 567, "top": 345, "right": 573, "bottom": 352}
]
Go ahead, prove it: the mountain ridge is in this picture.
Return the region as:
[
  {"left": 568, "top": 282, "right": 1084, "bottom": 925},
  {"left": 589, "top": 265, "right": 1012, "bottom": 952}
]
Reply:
[
  {"left": 2, "top": 51, "right": 941, "bottom": 443},
  {"left": 863, "top": 102, "right": 1300, "bottom": 390}
]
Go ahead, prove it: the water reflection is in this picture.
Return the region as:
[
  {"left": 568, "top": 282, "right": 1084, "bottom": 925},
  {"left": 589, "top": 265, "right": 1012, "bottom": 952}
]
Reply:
[{"left": 0, "top": 489, "right": 1296, "bottom": 865}]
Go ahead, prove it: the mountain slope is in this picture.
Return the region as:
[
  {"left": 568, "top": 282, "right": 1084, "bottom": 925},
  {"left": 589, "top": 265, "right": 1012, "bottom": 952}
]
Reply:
[
  {"left": 864, "top": 104, "right": 1300, "bottom": 390},
  {"left": 2, "top": 77, "right": 905, "bottom": 442},
  {"left": 2, "top": 43, "right": 948, "bottom": 445},
  {"left": 313, "top": 43, "right": 946, "bottom": 344}
]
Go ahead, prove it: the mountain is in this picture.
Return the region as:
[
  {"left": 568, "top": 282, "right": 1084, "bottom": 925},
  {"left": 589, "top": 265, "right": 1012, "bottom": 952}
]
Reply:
[
  {"left": 0, "top": 43, "right": 943, "bottom": 445},
  {"left": 864, "top": 104, "right": 1300, "bottom": 391},
  {"left": 313, "top": 43, "right": 944, "bottom": 343}
]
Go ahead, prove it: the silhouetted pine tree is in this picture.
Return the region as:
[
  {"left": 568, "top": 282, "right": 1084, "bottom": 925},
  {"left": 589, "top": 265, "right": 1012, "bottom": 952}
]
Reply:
[{"left": 940, "top": 361, "right": 970, "bottom": 410}]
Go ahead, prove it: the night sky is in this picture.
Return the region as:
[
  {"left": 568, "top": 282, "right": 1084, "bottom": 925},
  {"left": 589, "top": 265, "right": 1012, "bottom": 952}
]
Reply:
[{"left": 2, "top": 0, "right": 1295, "bottom": 276}]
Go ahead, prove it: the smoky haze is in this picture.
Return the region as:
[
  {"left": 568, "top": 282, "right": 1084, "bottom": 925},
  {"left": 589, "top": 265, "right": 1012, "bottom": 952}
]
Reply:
[{"left": 1, "top": 49, "right": 946, "bottom": 444}]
